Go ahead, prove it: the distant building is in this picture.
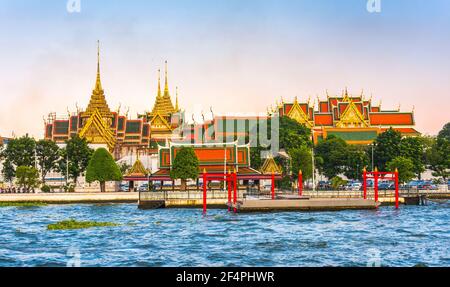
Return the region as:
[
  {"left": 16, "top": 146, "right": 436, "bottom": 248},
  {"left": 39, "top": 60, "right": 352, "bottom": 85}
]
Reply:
[{"left": 276, "top": 89, "right": 419, "bottom": 144}]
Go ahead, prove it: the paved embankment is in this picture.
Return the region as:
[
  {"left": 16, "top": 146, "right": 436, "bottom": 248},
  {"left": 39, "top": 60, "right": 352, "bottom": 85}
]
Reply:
[{"left": 0, "top": 192, "right": 139, "bottom": 204}]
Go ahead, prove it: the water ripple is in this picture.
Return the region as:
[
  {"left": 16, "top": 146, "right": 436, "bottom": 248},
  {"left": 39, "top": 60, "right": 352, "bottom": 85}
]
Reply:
[{"left": 0, "top": 202, "right": 449, "bottom": 266}]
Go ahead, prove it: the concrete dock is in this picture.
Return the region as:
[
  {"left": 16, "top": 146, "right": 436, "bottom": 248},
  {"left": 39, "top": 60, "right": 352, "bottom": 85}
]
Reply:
[
  {"left": 0, "top": 192, "right": 139, "bottom": 204},
  {"left": 231, "top": 198, "right": 379, "bottom": 212}
]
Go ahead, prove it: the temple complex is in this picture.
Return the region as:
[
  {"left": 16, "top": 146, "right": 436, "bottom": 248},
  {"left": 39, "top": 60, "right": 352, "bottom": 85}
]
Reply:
[
  {"left": 43, "top": 42, "right": 166, "bottom": 159},
  {"left": 42, "top": 43, "right": 421, "bottom": 189},
  {"left": 274, "top": 89, "right": 419, "bottom": 144}
]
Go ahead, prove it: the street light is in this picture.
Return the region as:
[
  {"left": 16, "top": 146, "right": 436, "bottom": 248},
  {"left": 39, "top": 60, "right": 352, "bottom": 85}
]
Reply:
[{"left": 311, "top": 129, "right": 316, "bottom": 193}]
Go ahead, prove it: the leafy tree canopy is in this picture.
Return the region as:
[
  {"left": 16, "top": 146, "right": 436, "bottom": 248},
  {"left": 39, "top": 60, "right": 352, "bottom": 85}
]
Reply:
[
  {"left": 344, "top": 145, "right": 369, "bottom": 180},
  {"left": 399, "top": 136, "right": 425, "bottom": 177},
  {"left": 86, "top": 148, "right": 122, "bottom": 192},
  {"left": 315, "top": 135, "right": 348, "bottom": 179},
  {"left": 15, "top": 166, "right": 40, "bottom": 191},
  {"left": 373, "top": 128, "right": 402, "bottom": 171},
  {"left": 290, "top": 146, "right": 313, "bottom": 180},
  {"left": 170, "top": 147, "right": 199, "bottom": 181},
  {"left": 58, "top": 135, "right": 94, "bottom": 185},
  {"left": 36, "top": 139, "right": 60, "bottom": 183},
  {"left": 387, "top": 156, "right": 415, "bottom": 183},
  {"left": 1, "top": 135, "right": 36, "bottom": 168}
]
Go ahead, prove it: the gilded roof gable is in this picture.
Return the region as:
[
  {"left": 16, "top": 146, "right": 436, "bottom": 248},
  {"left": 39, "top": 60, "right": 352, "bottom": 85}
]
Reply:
[{"left": 82, "top": 41, "right": 112, "bottom": 119}]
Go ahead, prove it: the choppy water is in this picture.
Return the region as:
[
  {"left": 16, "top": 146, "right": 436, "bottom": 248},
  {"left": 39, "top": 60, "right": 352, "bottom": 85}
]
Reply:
[{"left": 0, "top": 201, "right": 449, "bottom": 267}]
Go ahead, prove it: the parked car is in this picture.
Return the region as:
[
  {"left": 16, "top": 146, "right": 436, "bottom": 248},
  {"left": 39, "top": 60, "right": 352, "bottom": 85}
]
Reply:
[
  {"left": 138, "top": 183, "right": 149, "bottom": 192},
  {"left": 417, "top": 181, "right": 438, "bottom": 190},
  {"left": 318, "top": 181, "right": 331, "bottom": 190},
  {"left": 345, "top": 181, "right": 362, "bottom": 191},
  {"left": 378, "top": 182, "right": 395, "bottom": 190},
  {"left": 407, "top": 180, "right": 423, "bottom": 189},
  {"left": 119, "top": 183, "right": 129, "bottom": 192}
]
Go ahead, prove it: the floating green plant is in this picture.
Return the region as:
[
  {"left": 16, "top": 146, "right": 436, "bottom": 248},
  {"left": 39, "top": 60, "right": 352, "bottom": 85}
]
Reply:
[
  {"left": 0, "top": 202, "right": 47, "bottom": 207},
  {"left": 47, "top": 219, "right": 120, "bottom": 230}
]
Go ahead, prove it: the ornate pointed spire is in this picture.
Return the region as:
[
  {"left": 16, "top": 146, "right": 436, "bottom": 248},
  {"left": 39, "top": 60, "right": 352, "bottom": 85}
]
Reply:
[
  {"left": 83, "top": 40, "right": 112, "bottom": 119},
  {"left": 95, "top": 40, "right": 103, "bottom": 92},
  {"left": 157, "top": 69, "right": 162, "bottom": 98},
  {"left": 175, "top": 86, "right": 180, "bottom": 112},
  {"left": 164, "top": 61, "right": 169, "bottom": 97}
]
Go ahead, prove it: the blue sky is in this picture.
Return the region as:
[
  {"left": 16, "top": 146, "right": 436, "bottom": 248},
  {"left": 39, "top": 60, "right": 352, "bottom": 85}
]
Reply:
[{"left": 0, "top": 0, "right": 449, "bottom": 137}]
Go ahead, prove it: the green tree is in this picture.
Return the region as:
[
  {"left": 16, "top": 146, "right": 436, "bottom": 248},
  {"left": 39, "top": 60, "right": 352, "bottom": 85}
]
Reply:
[
  {"left": 438, "top": 122, "right": 450, "bottom": 141},
  {"left": 86, "top": 148, "right": 122, "bottom": 192},
  {"left": 119, "top": 162, "right": 131, "bottom": 175},
  {"left": 344, "top": 145, "right": 369, "bottom": 180},
  {"left": 250, "top": 145, "right": 266, "bottom": 171},
  {"left": 330, "top": 176, "right": 347, "bottom": 190},
  {"left": 279, "top": 117, "right": 312, "bottom": 152},
  {"left": 58, "top": 136, "right": 94, "bottom": 185},
  {"left": 373, "top": 128, "right": 402, "bottom": 171},
  {"left": 400, "top": 136, "right": 425, "bottom": 178},
  {"left": 2, "top": 160, "right": 15, "bottom": 183},
  {"left": 315, "top": 135, "right": 348, "bottom": 179},
  {"left": 427, "top": 123, "right": 450, "bottom": 180},
  {"left": 387, "top": 156, "right": 415, "bottom": 183},
  {"left": 290, "top": 146, "right": 313, "bottom": 181},
  {"left": 15, "top": 166, "right": 40, "bottom": 191},
  {"left": 170, "top": 147, "right": 199, "bottom": 190},
  {"left": 1, "top": 135, "right": 36, "bottom": 169},
  {"left": 36, "top": 139, "right": 60, "bottom": 184}
]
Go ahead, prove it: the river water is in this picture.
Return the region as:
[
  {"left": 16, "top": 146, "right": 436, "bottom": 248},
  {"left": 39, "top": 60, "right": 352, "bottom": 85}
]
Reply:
[{"left": 0, "top": 201, "right": 449, "bottom": 267}]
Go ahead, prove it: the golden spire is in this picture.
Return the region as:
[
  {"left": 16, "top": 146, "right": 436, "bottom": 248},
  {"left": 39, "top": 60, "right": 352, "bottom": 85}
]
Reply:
[
  {"left": 175, "top": 86, "right": 180, "bottom": 112},
  {"left": 164, "top": 61, "right": 169, "bottom": 97},
  {"left": 151, "top": 62, "right": 176, "bottom": 116},
  {"left": 82, "top": 40, "right": 112, "bottom": 119},
  {"left": 157, "top": 69, "right": 162, "bottom": 99},
  {"left": 95, "top": 40, "right": 103, "bottom": 92}
]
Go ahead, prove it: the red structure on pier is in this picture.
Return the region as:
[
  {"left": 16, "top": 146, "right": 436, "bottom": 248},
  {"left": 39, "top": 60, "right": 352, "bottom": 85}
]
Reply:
[{"left": 363, "top": 167, "right": 399, "bottom": 209}]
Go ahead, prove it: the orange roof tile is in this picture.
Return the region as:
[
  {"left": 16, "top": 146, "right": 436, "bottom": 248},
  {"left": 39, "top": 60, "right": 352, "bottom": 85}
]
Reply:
[{"left": 370, "top": 113, "right": 414, "bottom": 125}]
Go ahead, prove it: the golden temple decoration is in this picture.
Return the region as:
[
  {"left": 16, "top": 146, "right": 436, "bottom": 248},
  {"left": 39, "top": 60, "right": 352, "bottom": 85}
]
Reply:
[
  {"left": 150, "top": 113, "right": 172, "bottom": 131},
  {"left": 336, "top": 100, "right": 369, "bottom": 128},
  {"left": 150, "top": 62, "right": 176, "bottom": 117},
  {"left": 175, "top": 87, "right": 180, "bottom": 112},
  {"left": 79, "top": 108, "right": 116, "bottom": 150},
  {"left": 82, "top": 41, "right": 113, "bottom": 120},
  {"left": 127, "top": 157, "right": 149, "bottom": 177},
  {"left": 286, "top": 97, "right": 313, "bottom": 128},
  {"left": 260, "top": 157, "right": 282, "bottom": 175}
]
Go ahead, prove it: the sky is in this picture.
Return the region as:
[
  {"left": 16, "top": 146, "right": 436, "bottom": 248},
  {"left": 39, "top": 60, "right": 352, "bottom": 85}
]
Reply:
[{"left": 0, "top": 0, "right": 449, "bottom": 138}]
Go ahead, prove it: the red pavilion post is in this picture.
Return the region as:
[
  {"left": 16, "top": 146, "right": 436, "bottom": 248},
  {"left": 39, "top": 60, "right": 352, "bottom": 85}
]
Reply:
[
  {"left": 227, "top": 170, "right": 232, "bottom": 212},
  {"left": 271, "top": 171, "right": 275, "bottom": 200},
  {"left": 233, "top": 169, "right": 238, "bottom": 213},
  {"left": 298, "top": 170, "right": 303, "bottom": 197},
  {"left": 374, "top": 167, "right": 379, "bottom": 203},
  {"left": 202, "top": 169, "right": 207, "bottom": 215},
  {"left": 363, "top": 167, "right": 367, "bottom": 199},
  {"left": 395, "top": 168, "right": 399, "bottom": 209}
]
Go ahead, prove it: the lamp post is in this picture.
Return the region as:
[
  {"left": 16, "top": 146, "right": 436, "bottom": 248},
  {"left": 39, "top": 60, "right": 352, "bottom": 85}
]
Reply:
[
  {"left": 371, "top": 143, "right": 374, "bottom": 172},
  {"left": 311, "top": 129, "right": 316, "bottom": 193}
]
